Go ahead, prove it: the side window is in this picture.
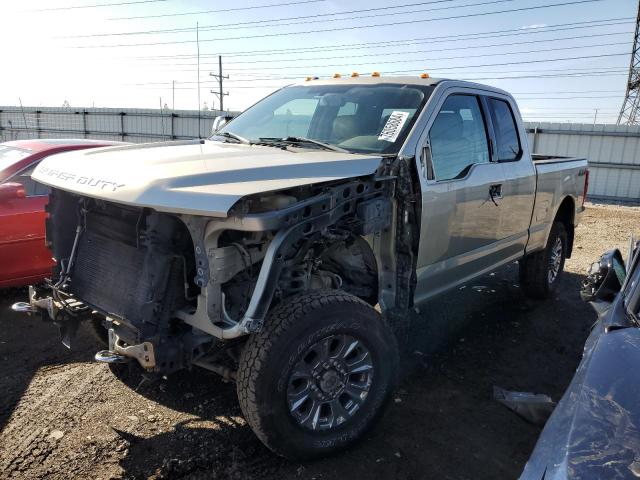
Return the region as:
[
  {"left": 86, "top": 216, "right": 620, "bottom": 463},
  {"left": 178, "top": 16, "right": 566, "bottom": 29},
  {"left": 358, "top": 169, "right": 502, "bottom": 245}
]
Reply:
[
  {"left": 14, "top": 164, "right": 50, "bottom": 196},
  {"left": 489, "top": 98, "right": 521, "bottom": 161},
  {"left": 428, "top": 95, "right": 490, "bottom": 181}
]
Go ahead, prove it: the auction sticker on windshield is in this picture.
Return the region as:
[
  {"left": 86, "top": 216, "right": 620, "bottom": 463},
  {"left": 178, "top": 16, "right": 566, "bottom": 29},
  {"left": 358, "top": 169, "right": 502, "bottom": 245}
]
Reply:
[{"left": 378, "top": 111, "right": 410, "bottom": 142}]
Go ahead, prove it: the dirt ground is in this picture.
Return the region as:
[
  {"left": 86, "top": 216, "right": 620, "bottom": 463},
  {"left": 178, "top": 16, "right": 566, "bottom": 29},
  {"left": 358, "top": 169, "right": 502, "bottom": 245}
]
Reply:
[{"left": 2, "top": 203, "right": 640, "bottom": 480}]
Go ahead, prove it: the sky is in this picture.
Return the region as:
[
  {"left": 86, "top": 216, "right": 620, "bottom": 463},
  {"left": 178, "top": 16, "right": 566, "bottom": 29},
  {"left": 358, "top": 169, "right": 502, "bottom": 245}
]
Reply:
[{"left": 0, "top": 0, "right": 637, "bottom": 123}]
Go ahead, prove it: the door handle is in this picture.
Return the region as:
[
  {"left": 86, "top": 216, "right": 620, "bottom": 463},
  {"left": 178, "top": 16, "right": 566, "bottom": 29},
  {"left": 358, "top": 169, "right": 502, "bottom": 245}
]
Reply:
[{"left": 489, "top": 184, "right": 503, "bottom": 205}]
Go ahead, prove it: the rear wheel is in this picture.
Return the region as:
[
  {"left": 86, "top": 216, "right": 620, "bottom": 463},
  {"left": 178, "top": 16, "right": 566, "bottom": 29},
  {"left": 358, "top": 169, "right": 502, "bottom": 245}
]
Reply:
[
  {"left": 236, "top": 290, "right": 399, "bottom": 460},
  {"left": 519, "top": 221, "right": 567, "bottom": 299}
]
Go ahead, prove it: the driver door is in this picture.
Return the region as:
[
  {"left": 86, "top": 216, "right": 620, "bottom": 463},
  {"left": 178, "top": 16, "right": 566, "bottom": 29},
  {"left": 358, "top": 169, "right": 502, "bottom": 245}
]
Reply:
[{"left": 414, "top": 92, "right": 505, "bottom": 303}]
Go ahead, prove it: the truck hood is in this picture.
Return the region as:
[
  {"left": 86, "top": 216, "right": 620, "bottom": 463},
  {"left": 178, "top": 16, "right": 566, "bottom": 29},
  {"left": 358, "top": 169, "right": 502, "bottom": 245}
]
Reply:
[{"left": 32, "top": 139, "right": 383, "bottom": 217}]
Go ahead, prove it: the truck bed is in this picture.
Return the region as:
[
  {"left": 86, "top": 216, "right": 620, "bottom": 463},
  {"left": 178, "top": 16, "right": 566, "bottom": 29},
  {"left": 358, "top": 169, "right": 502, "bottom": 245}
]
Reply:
[
  {"left": 525, "top": 155, "right": 588, "bottom": 255},
  {"left": 531, "top": 154, "right": 584, "bottom": 165}
]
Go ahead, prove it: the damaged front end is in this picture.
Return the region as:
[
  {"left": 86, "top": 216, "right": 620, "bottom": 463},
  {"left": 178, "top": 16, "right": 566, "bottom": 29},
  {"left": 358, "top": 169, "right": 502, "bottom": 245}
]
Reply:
[
  {"left": 19, "top": 189, "right": 203, "bottom": 371},
  {"left": 15, "top": 160, "right": 415, "bottom": 377}
]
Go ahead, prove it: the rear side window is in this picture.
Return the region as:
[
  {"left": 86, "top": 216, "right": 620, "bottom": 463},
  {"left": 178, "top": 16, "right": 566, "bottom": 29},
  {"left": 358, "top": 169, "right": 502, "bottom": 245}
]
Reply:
[
  {"left": 489, "top": 98, "right": 521, "bottom": 161},
  {"left": 429, "top": 94, "right": 490, "bottom": 181}
]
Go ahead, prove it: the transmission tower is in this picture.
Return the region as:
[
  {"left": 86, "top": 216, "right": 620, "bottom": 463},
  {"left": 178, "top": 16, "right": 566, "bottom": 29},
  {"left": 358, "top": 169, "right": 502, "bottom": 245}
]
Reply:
[{"left": 617, "top": 0, "right": 640, "bottom": 125}]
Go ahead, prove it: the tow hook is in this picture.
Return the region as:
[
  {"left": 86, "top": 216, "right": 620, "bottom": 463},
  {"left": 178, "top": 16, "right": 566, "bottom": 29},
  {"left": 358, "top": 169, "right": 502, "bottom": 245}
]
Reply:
[
  {"left": 10, "top": 286, "right": 57, "bottom": 319},
  {"left": 95, "top": 329, "right": 157, "bottom": 370},
  {"left": 95, "top": 350, "right": 129, "bottom": 364},
  {"left": 11, "top": 302, "right": 39, "bottom": 314}
]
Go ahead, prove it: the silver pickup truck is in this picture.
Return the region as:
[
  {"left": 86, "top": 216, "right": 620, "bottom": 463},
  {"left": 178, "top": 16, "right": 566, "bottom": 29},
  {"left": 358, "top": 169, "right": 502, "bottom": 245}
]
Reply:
[{"left": 14, "top": 76, "right": 588, "bottom": 459}]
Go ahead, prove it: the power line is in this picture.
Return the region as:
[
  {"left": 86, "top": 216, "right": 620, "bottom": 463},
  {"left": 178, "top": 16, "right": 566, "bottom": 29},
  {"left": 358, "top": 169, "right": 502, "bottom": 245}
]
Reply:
[
  {"left": 124, "top": 66, "right": 629, "bottom": 86},
  {"left": 127, "top": 18, "right": 633, "bottom": 60},
  {"left": 123, "top": 66, "right": 629, "bottom": 86},
  {"left": 227, "top": 70, "right": 629, "bottom": 83},
  {"left": 357, "top": 54, "right": 629, "bottom": 73},
  {"left": 107, "top": 0, "right": 328, "bottom": 20},
  {"left": 516, "top": 95, "right": 623, "bottom": 99},
  {"left": 21, "top": 0, "right": 166, "bottom": 11},
  {"left": 524, "top": 113, "right": 620, "bottom": 116},
  {"left": 157, "top": 31, "right": 632, "bottom": 68},
  {"left": 521, "top": 111, "right": 621, "bottom": 114},
  {"left": 65, "top": 0, "right": 512, "bottom": 38},
  {"left": 74, "top": 0, "right": 604, "bottom": 48},
  {"left": 512, "top": 90, "right": 622, "bottom": 94},
  {"left": 462, "top": 71, "right": 627, "bottom": 80},
  {"left": 145, "top": 51, "right": 630, "bottom": 76},
  {"left": 215, "top": 41, "right": 630, "bottom": 72}
]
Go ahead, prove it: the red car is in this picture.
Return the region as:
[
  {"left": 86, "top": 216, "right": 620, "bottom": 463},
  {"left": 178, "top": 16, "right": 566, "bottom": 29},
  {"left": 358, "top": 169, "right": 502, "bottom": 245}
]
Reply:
[{"left": 0, "top": 139, "right": 122, "bottom": 288}]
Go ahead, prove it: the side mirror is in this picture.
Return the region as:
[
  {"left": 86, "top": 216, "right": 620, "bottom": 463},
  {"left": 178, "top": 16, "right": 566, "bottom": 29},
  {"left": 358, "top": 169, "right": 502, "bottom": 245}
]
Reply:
[
  {"left": 211, "top": 116, "right": 228, "bottom": 134},
  {"left": 580, "top": 249, "right": 626, "bottom": 303},
  {"left": 0, "top": 182, "right": 26, "bottom": 202}
]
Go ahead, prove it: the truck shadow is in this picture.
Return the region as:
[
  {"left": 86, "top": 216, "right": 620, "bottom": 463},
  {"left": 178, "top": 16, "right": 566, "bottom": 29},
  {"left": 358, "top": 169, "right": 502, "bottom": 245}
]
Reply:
[
  {"left": 0, "top": 264, "right": 595, "bottom": 479},
  {"left": 110, "top": 264, "right": 596, "bottom": 479}
]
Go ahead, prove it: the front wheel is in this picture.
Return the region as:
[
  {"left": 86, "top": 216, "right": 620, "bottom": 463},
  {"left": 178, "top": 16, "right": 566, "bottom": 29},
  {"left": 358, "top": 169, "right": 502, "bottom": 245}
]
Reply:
[
  {"left": 236, "top": 290, "right": 399, "bottom": 460},
  {"left": 519, "top": 221, "right": 568, "bottom": 299}
]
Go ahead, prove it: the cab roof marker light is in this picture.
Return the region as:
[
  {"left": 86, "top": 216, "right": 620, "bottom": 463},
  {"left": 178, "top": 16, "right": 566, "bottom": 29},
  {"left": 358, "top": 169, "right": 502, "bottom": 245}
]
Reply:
[
  {"left": 371, "top": 72, "right": 381, "bottom": 77},
  {"left": 351, "top": 72, "right": 359, "bottom": 77},
  {"left": 420, "top": 73, "right": 430, "bottom": 79},
  {"left": 333, "top": 73, "right": 342, "bottom": 78}
]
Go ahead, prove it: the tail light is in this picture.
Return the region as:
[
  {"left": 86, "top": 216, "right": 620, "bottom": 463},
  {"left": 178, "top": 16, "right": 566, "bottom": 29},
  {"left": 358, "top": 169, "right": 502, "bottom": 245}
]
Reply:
[{"left": 582, "top": 168, "right": 589, "bottom": 207}]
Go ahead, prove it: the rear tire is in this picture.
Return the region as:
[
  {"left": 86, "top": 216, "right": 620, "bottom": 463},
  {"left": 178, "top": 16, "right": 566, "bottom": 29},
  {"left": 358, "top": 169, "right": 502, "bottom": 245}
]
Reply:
[
  {"left": 519, "top": 222, "right": 567, "bottom": 299},
  {"left": 236, "top": 290, "right": 399, "bottom": 460}
]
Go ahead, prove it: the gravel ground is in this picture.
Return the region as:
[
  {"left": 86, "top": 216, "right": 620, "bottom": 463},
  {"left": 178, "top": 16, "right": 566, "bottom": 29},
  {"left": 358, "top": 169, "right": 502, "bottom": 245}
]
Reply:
[{"left": 1, "top": 203, "right": 640, "bottom": 480}]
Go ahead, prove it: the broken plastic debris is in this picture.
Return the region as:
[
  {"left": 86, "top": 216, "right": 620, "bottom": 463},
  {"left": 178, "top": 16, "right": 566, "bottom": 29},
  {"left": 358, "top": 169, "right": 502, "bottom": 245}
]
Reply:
[{"left": 494, "top": 386, "right": 555, "bottom": 426}]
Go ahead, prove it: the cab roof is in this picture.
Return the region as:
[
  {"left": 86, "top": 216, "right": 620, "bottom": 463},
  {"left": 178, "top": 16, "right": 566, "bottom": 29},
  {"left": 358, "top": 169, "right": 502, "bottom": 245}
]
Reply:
[{"left": 291, "top": 75, "right": 511, "bottom": 97}]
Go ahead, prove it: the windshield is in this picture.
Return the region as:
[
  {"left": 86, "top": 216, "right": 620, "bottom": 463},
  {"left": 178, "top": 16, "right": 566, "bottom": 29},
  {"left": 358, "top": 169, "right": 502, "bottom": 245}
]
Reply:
[
  {"left": 0, "top": 146, "right": 32, "bottom": 174},
  {"left": 215, "top": 83, "right": 433, "bottom": 154}
]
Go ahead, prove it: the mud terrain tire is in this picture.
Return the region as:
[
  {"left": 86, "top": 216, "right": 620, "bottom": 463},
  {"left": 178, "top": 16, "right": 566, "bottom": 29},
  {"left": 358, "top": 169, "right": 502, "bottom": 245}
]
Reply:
[
  {"left": 520, "top": 222, "right": 567, "bottom": 299},
  {"left": 237, "top": 290, "right": 399, "bottom": 460}
]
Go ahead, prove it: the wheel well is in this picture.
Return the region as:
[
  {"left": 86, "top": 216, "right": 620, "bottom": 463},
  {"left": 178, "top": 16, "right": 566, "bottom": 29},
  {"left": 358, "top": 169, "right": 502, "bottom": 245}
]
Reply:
[
  {"left": 318, "top": 235, "right": 379, "bottom": 306},
  {"left": 554, "top": 196, "right": 575, "bottom": 258}
]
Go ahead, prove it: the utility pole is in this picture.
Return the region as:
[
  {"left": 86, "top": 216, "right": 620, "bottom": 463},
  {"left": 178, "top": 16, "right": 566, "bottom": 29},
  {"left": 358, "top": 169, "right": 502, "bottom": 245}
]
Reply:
[
  {"left": 196, "top": 22, "right": 201, "bottom": 137},
  {"left": 593, "top": 108, "right": 599, "bottom": 125},
  {"left": 210, "top": 55, "right": 229, "bottom": 113},
  {"left": 617, "top": 0, "right": 640, "bottom": 124},
  {"left": 172, "top": 80, "right": 175, "bottom": 111}
]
